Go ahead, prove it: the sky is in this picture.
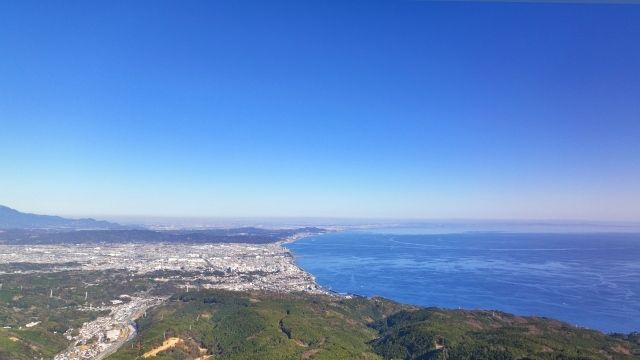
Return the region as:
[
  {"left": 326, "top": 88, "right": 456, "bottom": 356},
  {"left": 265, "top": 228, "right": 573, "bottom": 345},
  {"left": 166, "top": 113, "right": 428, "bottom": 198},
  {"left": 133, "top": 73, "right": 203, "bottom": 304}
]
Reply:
[{"left": 1, "top": 0, "right": 639, "bottom": 221}]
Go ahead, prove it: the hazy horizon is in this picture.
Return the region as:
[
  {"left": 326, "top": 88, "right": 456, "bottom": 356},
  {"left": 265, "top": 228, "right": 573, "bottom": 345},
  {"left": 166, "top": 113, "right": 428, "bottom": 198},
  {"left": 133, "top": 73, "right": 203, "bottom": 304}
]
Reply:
[{"left": 5, "top": 203, "right": 640, "bottom": 233}]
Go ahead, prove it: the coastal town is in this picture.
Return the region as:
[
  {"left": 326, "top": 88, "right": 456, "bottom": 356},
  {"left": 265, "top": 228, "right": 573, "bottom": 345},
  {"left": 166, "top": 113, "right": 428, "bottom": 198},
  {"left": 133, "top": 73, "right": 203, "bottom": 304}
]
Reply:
[
  {"left": 0, "top": 232, "right": 328, "bottom": 359},
  {"left": 0, "top": 233, "right": 325, "bottom": 294}
]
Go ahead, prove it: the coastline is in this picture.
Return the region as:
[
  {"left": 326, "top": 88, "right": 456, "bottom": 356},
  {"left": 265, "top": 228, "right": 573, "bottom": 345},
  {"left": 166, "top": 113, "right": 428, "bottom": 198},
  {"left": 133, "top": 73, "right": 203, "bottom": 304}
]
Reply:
[
  {"left": 279, "top": 231, "right": 640, "bottom": 334},
  {"left": 278, "top": 231, "right": 336, "bottom": 296},
  {"left": 5, "top": 231, "right": 637, "bottom": 359},
  {"left": 280, "top": 231, "right": 364, "bottom": 299}
]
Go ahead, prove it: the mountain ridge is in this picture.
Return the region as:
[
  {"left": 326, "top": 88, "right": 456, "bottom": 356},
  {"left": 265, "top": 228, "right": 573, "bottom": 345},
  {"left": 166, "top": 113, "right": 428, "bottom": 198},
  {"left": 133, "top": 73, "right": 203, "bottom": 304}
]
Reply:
[{"left": 0, "top": 204, "right": 122, "bottom": 230}]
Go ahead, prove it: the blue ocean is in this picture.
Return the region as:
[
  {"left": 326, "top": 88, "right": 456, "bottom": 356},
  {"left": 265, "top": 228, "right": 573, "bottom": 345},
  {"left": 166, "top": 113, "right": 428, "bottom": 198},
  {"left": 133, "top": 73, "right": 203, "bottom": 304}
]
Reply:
[{"left": 286, "top": 231, "right": 640, "bottom": 333}]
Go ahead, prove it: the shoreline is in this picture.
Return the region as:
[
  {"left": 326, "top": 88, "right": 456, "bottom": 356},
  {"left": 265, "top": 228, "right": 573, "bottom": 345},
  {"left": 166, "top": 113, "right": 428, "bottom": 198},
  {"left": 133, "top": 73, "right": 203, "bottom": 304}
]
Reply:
[
  {"left": 278, "top": 231, "right": 640, "bottom": 335},
  {"left": 278, "top": 231, "right": 337, "bottom": 297},
  {"left": 280, "top": 231, "right": 360, "bottom": 299}
]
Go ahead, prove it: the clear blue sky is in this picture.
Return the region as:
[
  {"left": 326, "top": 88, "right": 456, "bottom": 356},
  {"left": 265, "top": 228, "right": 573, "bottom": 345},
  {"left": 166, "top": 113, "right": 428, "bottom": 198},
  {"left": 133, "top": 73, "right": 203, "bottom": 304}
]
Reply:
[{"left": 1, "top": 0, "right": 639, "bottom": 220}]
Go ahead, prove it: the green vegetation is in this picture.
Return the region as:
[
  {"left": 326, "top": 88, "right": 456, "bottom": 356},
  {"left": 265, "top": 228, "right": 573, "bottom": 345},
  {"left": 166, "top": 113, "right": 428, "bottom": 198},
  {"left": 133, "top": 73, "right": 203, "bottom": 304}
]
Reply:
[
  {"left": 108, "top": 291, "right": 640, "bottom": 360},
  {"left": 0, "top": 269, "right": 177, "bottom": 359},
  {"left": 108, "top": 291, "right": 403, "bottom": 360},
  {"left": 1, "top": 270, "right": 639, "bottom": 360},
  {"left": 371, "top": 308, "right": 640, "bottom": 360}
]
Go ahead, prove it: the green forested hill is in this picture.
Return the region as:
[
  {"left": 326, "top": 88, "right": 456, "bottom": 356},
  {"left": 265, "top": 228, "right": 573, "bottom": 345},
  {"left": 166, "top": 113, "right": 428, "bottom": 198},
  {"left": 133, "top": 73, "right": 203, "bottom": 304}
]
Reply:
[
  {"left": 108, "top": 291, "right": 404, "bottom": 360},
  {"left": 108, "top": 291, "right": 639, "bottom": 360},
  {"left": 372, "top": 308, "right": 640, "bottom": 360},
  {"left": 0, "top": 269, "right": 638, "bottom": 360}
]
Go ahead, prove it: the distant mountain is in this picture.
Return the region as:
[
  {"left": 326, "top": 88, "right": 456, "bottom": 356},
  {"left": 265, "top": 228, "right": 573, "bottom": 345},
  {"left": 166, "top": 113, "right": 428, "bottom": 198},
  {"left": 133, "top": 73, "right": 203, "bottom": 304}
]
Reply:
[{"left": 0, "top": 205, "right": 122, "bottom": 230}]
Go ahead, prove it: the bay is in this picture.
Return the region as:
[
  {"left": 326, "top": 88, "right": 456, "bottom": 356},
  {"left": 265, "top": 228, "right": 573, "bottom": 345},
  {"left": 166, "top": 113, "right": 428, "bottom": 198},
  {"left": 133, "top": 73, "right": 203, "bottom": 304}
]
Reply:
[{"left": 286, "top": 231, "right": 640, "bottom": 333}]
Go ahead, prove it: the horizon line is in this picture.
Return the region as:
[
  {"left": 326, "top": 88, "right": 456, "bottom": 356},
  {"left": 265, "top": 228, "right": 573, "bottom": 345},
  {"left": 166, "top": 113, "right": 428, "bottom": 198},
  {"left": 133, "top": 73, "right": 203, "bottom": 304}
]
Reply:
[
  {"left": 5, "top": 204, "right": 640, "bottom": 226},
  {"left": 92, "top": 214, "right": 640, "bottom": 225}
]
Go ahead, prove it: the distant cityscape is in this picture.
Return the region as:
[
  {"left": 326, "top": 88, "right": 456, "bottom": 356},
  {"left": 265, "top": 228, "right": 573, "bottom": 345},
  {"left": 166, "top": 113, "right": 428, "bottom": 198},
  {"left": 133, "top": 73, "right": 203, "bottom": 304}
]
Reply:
[{"left": 0, "top": 205, "right": 330, "bottom": 359}]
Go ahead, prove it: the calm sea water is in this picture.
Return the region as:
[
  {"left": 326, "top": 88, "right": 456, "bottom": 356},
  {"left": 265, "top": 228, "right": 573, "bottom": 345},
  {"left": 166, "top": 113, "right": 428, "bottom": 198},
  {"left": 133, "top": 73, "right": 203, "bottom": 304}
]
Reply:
[{"left": 286, "top": 231, "right": 640, "bottom": 333}]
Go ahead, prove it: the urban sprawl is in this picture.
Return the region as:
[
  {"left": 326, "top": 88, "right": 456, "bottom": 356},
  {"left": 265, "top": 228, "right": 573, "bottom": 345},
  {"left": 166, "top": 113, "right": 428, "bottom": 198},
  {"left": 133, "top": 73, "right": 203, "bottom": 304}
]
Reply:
[{"left": 0, "top": 233, "right": 327, "bottom": 359}]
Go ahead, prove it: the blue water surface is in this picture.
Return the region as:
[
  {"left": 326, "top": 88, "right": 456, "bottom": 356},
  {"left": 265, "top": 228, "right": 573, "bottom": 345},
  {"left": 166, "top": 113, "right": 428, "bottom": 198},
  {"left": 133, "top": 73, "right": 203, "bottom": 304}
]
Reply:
[{"left": 286, "top": 231, "right": 640, "bottom": 333}]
